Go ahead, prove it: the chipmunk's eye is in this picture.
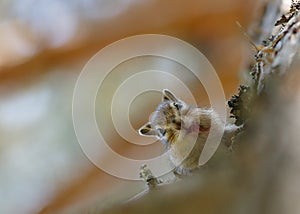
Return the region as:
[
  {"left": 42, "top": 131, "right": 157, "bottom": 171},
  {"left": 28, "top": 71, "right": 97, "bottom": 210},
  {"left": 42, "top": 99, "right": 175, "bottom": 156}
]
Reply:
[
  {"left": 157, "top": 128, "right": 166, "bottom": 136},
  {"left": 173, "top": 102, "right": 182, "bottom": 110}
]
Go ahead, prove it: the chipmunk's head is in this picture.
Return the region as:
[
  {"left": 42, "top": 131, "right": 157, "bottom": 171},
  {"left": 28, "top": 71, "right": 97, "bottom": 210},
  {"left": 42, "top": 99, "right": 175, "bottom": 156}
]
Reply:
[{"left": 138, "top": 89, "right": 192, "bottom": 146}]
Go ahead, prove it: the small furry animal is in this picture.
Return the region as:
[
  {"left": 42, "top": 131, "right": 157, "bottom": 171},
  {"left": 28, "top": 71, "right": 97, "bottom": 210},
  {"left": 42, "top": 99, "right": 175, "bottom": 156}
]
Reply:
[{"left": 139, "top": 89, "right": 237, "bottom": 175}]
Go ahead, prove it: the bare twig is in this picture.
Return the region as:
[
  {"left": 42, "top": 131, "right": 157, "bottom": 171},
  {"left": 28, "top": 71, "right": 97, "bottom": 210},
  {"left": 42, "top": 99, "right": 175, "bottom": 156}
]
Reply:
[{"left": 255, "top": 1, "right": 300, "bottom": 93}]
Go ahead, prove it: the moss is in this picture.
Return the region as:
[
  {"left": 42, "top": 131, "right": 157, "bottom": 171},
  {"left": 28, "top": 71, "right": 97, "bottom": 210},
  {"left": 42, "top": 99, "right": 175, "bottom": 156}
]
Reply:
[{"left": 228, "top": 85, "right": 254, "bottom": 126}]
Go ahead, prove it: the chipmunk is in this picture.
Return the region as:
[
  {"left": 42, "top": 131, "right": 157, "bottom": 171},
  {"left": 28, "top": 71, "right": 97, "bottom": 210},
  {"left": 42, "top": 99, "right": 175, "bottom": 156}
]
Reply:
[{"left": 139, "top": 89, "right": 238, "bottom": 175}]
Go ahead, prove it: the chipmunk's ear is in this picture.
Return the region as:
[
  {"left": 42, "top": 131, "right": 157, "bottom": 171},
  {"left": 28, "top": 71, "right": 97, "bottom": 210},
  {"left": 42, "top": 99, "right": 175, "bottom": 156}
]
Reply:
[
  {"left": 162, "top": 89, "right": 179, "bottom": 102},
  {"left": 138, "top": 122, "right": 157, "bottom": 136}
]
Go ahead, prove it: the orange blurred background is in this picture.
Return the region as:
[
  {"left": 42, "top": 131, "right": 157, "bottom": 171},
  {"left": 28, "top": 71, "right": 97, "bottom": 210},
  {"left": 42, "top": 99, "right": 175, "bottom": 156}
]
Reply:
[{"left": 0, "top": 0, "right": 260, "bottom": 213}]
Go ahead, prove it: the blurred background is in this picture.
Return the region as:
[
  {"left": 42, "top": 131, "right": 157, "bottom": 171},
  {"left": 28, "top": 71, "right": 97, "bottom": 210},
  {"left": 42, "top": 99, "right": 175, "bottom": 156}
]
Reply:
[{"left": 0, "top": 0, "right": 260, "bottom": 213}]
